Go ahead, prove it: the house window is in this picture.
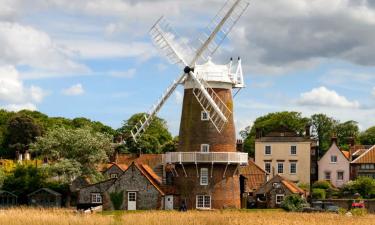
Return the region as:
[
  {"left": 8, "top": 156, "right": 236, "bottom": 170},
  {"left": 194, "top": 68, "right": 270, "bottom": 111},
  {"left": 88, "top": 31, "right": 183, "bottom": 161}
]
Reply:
[
  {"left": 196, "top": 195, "right": 211, "bottom": 209},
  {"left": 201, "top": 144, "right": 209, "bottom": 153},
  {"left": 201, "top": 111, "right": 209, "bottom": 121},
  {"left": 200, "top": 168, "right": 209, "bottom": 185},
  {"left": 110, "top": 173, "right": 118, "bottom": 178},
  {"left": 325, "top": 171, "right": 331, "bottom": 181},
  {"left": 264, "top": 162, "right": 271, "bottom": 174},
  {"left": 277, "top": 162, "right": 284, "bottom": 174},
  {"left": 361, "top": 164, "right": 375, "bottom": 170},
  {"left": 276, "top": 194, "right": 284, "bottom": 204},
  {"left": 290, "top": 162, "right": 297, "bottom": 174},
  {"left": 330, "top": 155, "right": 337, "bottom": 163},
  {"left": 265, "top": 146, "right": 271, "bottom": 155},
  {"left": 290, "top": 146, "right": 297, "bottom": 155},
  {"left": 91, "top": 193, "right": 102, "bottom": 204},
  {"left": 337, "top": 171, "right": 344, "bottom": 181}
]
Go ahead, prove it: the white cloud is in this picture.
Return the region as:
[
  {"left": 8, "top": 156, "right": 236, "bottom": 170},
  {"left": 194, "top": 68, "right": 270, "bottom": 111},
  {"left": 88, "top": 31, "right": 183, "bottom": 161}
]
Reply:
[
  {"left": 109, "top": 69, "right": 136, "bottom": 78},
  {"left": 62, "top": 83, "right": 84, "bottom": 96},
  {"left": 0, "top": 65, "right": 45, "bottom": 110},
  {"left": 297, "top": 86, "right": 360, "bottom": 108}
]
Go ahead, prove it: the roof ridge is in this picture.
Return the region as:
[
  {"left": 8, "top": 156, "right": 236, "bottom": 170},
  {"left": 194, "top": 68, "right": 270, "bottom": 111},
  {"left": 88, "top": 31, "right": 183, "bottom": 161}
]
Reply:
[{"left": 351, "top": 145, "right": 375, "bottom": 163}]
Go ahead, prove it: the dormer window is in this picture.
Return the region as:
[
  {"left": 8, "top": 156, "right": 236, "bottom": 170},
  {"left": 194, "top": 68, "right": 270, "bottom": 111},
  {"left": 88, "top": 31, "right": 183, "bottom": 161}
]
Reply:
[
  {"left": 330, "top": 155, "right": 337, "bottom": 163},
  {"left": 201, "top": 111, "right": 209, "bottom": 121}
]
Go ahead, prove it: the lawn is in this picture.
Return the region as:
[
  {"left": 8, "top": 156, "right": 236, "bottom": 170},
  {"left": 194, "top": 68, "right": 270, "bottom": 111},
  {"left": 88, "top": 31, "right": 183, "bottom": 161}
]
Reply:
[{"left": 1, "top": 208, "right": 375, "bottom": 225}]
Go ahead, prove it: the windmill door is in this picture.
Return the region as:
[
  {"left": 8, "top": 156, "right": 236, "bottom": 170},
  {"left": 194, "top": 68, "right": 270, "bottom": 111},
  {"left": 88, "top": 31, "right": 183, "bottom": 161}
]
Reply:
[
  {"left": 127, "top": 192, "right": 136, "bottom": 210},
  {"left": 165, "top": 195, "right": 173, "bottom": 210}
]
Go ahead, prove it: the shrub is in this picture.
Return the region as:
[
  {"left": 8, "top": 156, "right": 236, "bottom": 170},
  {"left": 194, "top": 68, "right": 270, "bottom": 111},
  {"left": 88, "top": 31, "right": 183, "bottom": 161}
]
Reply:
[
  {"left": 280, "top": 195, "right": 306, "bottom": 212},
  {"left": 110, "top": 191, "right": 124, "bottom": 210},
  {"left": 312, "top": 180, "right": 331, "bottom": 189},
  {"left": 350, "top": 208, "right": 367, "bottom": 216},
  {"left": 312, "top": 188, "right": 326, "bottom": 200},
  {"left": 338, "top": 208, "right": 347, "bottom": 215},
  {"left": 341, "top": 176, "right": 375, "bottom": 199}
]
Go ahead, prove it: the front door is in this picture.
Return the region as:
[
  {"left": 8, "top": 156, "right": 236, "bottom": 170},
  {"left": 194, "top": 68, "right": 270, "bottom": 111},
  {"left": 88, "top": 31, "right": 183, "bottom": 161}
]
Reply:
[
  {"left": 128, "top": 192, "right": 136, "bottom": 210},
  {"left": 165, "top": 195, "right": 173, "bottom": 210}
]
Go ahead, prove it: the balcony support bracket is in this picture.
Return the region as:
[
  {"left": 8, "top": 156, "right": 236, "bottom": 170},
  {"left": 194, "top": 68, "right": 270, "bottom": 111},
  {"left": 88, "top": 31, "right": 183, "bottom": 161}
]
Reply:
[
  {"left": 233, "top": 164, "right": 239, "bottom": 177},
  {"left": 195, "top": 163, "right": 199, "bottom": 178},
  {"left": 211, "top": 162, "right": 214, "bottom": 178},
  {"left": 223, "top": 163, "right": 229, "bottom": 178},
  {"left": 180, "top": 163, "right": 187, "bottom": 177}
]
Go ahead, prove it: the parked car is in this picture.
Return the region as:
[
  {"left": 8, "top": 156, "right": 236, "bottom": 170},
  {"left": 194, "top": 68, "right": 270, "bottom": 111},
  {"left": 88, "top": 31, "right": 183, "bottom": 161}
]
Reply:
[{"left": 302, "top": 201, "right": 339, "bottom": 213}]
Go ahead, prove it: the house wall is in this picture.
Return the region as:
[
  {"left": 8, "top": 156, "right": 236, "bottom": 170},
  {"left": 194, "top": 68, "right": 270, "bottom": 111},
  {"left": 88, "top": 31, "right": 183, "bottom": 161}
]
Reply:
[
  {"left": 77, "top": 179, "right": 115, "bottom": 206},
  {"left": 351, "top": 164, "right": 375, "bottom": 179},
  {"left": 104, "top": 165, "right": 162, "bottom": 210},
  {"left": 318, "top": 143, "right": 350, "bottom": 187},
  {"left": 103, "top": 165, "right": 123, "bottom": 178},
  {"left": 173, "top": 163, "right": 240, "bottom": 209},
  {"left": 255, "top": 141, "right": 312, "bottom": 184}
]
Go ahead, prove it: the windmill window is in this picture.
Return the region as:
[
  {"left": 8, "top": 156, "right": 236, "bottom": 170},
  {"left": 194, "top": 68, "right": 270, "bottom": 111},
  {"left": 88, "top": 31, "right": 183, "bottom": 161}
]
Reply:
[
  {"left": 196, "top": 195, "right": 211, "bottom": 209},
  {"left": 201, "top": 144, "right": 210, "bottom": 153},
  {"left": 200, "top": 168, "right": 209, "bottom": 185},
  {"left": 201, "top": 111, "right": 209, "bottom": 121}
]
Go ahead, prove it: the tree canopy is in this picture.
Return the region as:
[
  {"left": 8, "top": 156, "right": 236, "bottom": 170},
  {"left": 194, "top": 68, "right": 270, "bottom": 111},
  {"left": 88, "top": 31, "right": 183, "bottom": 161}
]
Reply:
[{"left": 360, "top": 126, "right": 375, "bottom": 145}]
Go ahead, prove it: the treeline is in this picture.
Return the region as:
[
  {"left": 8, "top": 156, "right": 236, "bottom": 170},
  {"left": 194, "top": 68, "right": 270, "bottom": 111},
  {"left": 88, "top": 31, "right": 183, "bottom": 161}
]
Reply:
[{"left": 240, "top": 111, "right": 375, "bottom": 157}]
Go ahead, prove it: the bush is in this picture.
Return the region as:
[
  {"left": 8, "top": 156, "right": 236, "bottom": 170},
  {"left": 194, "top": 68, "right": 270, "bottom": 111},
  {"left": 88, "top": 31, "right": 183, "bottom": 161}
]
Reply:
[
  {"left": 350, "top": 208, "right": 367, "bottom": 216},
  {"left": 110, "top": 191, "right": 124, "bottom": 210},
  {"left": 312, "top": 188, "right": 326, "bottom": 200},
  {"left": 338, "top": 207, "right": 347, "bottom": 215},
  {"left": 280, "top": 195, "right": 306, "bottom": 212},
  {"left": 312, "top": 180, "right": 331, "bottom": 189},
  {"left": 342, "top": 177, "right": 375, "bottom": 199}
]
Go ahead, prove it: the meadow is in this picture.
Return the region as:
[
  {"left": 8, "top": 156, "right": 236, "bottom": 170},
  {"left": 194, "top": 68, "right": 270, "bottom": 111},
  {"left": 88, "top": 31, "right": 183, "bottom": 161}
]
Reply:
[{"left": 1, "top": 208, "right": 375, "bottom": 225}]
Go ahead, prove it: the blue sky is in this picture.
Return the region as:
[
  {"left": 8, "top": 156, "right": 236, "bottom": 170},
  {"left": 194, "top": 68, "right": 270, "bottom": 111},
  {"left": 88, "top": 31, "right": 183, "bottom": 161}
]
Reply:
[{"left": 1, "top": 0, "right": 375, "bottom": 136}]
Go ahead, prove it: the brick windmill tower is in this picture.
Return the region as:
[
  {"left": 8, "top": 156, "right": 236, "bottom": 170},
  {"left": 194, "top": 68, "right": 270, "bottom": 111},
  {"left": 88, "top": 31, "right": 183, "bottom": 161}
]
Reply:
[{"left": 131, "top": 0, "right": 249, "bottom": 209}]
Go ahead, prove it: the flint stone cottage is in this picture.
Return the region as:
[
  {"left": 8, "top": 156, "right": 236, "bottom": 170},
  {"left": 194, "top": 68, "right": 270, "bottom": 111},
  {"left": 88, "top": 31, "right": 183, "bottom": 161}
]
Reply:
[{"left": 28, "top": 188, "right": 62, "bottom": 207}]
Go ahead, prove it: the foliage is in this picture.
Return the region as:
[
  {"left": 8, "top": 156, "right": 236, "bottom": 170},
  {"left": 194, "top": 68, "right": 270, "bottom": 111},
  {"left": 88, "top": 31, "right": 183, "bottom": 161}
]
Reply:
[
  {"left": 240, "top": 111, "right": 310, "bottom": 157},
  {"left": 310, "top": 114, "right": 338, "bottom": 157},
  {"left": 298, "top": 183, "right": 310, "bottom": 192},
  {"left": 161, "top": 136, "right": 179, "bottom": 152},
  {"left": 312, "top": 180, "right": 331, "bottom": 190},
  {"left": 359, "top": 126, "right": 375, "bottom": 145},
  {"left": 120, "top": 113, "right": 172, "bottom": 154},
  {"left": 341, "top": 177, "right": 375, "bottom": 199},
  {"left": 350, "top": 208, "right": 368, "bottom": 216},
  {"left": 0, "top": 168, "right": 5, "bottom": 188},
  {"left": 334, "top": 120, "right": 359, "bottom": 150},
  {"left": 280, "top": 195, "right": 306, "bottom": 212},
  {"left": 110, "top": 191, "right": 124, "bottom": 210},
  {"left": 312, "top": 188, "right": 326, "bottom": 200},
  {"left": 2, "top": 165, "right": 48, "bottom": 203},
  {"left": 46, "top": 159, "right": 82, "bottom": 184},
  {"left": 338, "top": 207, "right": 347, "bottom": 215},
  {"left": 30, "top": 127, "right": 113, "bottom": 181}
]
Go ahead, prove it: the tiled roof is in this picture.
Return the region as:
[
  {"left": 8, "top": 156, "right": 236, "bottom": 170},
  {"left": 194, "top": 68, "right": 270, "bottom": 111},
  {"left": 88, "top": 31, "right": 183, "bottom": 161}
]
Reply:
[
  {"left": 341, "top": 150, "right": 350, "bottom": 160},
  {"left": 256, "top": 136, "right": 312, "bottom": 142},
  {"left": 134, "top": 163, "right": 164, "bottom": 195},
  {"left": 141, "top": 164, "right": 162, "bottom": 184},
  {"left": 101, "top": 163, "right": 128, "bottom": 172},
  {"left": 116, "top": 154, "right": 162, "bottom": 169},
  {"left": 239, "top": 160, "right": 267, "bottom": 192},
  {"left": 351, "top": 145, "right": 375, "bottom": 164},
  {"left": 281, "top": 178, "right": 305, "bottom": 194}
]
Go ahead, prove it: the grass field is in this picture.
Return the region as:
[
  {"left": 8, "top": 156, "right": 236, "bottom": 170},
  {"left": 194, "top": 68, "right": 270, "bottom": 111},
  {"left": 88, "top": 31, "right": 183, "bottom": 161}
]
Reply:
[{"left": 1, "top": 208, "right": 375, "bottom": 225}]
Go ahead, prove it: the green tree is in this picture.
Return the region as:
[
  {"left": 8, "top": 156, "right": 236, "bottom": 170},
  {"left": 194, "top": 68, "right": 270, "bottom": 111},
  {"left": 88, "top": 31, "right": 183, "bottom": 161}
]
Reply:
[
  {"left": 30, "top": 127, "right": 113, "bottom": 181},
  {"left": 335, "top": 120, "right": 359, "bottom": 150},
  {"left": 311, "top": 114, "right": 338, "bottom": 157},
  {"left": 241, "top": 112, "right": 310, "bottom": 157},
  {"left": 342, "top": 176, "right": 375, "bottom": 199},
  {"left": 119, "top": 113, "right": 172, "bottom": 154},
  {"left": 360, "top": 126, "right": 375, "bottom": 145}
]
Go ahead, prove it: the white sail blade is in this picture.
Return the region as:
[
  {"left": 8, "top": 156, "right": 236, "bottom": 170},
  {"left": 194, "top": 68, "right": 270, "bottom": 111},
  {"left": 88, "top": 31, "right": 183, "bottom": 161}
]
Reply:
[
  {"left": 190, "top": 0, "right": 249, "bottom": 64},
  {"left": 150, "top": 16, "right": 194, "bottom": 68},
  {"left": 131, "top": 73, "right": 187, "bottom": 142}
]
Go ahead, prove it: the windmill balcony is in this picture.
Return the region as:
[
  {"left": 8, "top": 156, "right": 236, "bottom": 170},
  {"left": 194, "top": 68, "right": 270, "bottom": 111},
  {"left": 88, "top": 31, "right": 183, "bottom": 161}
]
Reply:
[{"left": 162, "top": 152, "right": 248, "bottom": 165}]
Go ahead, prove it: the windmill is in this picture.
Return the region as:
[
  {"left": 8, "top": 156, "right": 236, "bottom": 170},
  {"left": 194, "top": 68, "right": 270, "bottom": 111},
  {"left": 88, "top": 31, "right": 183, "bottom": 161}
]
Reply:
[
  {"left": 130, "top": 0, "right": 249, "bottom": 142},
  {"left": 130, "top": 0, "right": 250, "bottom": 210}
]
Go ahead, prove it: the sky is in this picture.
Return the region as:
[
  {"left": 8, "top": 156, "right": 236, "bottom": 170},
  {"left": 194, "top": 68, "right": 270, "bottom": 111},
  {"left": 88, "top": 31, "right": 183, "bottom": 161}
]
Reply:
[{"left": 0, "top": 0, "right": 375, "bottom": 136}]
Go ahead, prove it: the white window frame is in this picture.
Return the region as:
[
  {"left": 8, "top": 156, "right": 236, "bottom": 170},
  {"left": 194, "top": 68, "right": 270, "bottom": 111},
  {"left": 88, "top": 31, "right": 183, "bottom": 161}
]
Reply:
[
  {"left": 91, "top": 193, "right": 102, "bottom": 204},
  {"left": 264, "top": 162, "right": 271, "bottom": 174},
  {"left": 330, "top": 155, "right": 337, "bottom": 163},
  {"left": 290, "top": 146, "right": 297, "bottom": 155},
  {"left": 201, "top": 144, "right": 210, "bottom": 153},
  {"left": 276, "top": 194, "right": 284, "bottom": 204},
  {"left": 277, "top": 162, "right": 284, "bottom": 174},
  {"left": 201, "top": 111, "right": 209, "bottom": 121},
  {"left": 196, "top": 195, "right": 211, "bottom": 209},
  {"left": 265, "top": 146, "right": 272, "bottom": 155},
  {"left": 290, "top": 162, "right": 297, "bottom": 174},
  {"left": 110, "top": 173, "right": 118, "bottom": 178},
  {"left": 337, "top": 171, "right": 344, "bottom": 181},
  {"left": 200, "top": 168, "right": 209, "bottom": 185}
]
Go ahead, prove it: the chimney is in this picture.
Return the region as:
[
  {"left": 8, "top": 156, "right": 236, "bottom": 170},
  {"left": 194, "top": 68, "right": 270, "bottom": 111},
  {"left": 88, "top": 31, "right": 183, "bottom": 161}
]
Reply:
[
  {"left": 348, "top": 137, "right": 355, "bottom": 147},
  {"left": 236, "top": 139, "right": 243, "bottom": 152},
  {"left": 331, "top": 134, "right": 338, "bottom": 145},
  {"left": 255, "top": 128, "right": 262, "bottom": 139},
  {"left": 305, "top": 124, "right": 311, "bottom": 137}
]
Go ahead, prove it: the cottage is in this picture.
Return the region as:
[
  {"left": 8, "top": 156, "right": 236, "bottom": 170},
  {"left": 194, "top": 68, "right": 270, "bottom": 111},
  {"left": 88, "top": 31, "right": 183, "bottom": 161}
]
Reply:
[
  {"left": 102, "top": 163, "right": 128, "bottom": 179},
  {"left": 28, "top": 188, "right": 62, "bottom": 207},
  {"left": 255, "top": 127, "right": 317, "bottom": 185},
  {"left": 318, "top": 138, "right": 350, "bottom": 187},
  {"left": 77, "top": 178, "right": 116, "bottom": 209},
  {"left": 0, "top": 190, "right": 17, "bottom": 207},
  {"left": 255, "top": 175, "right": 305, "bottom": 208},
  {"left": 351, "top": 145, "right": 375, "bottom": 179}
]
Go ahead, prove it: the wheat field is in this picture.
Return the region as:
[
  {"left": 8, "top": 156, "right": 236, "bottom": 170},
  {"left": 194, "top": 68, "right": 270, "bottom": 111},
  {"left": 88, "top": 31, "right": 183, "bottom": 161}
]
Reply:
[{"left": 0, "top": 208, "right": 375, "bottom": 225}]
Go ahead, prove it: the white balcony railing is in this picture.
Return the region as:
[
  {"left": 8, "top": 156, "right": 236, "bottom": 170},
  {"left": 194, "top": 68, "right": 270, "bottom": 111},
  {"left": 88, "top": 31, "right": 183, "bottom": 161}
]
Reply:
[{"left": 162, "top": 152, "right": 248, "bottom": 165}]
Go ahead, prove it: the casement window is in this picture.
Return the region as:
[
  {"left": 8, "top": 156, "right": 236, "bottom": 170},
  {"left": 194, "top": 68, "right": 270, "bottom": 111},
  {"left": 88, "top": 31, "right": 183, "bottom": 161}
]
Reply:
[
  {"left": 110, "top": 173, "right": 118, "bottom": 178},
  {"left": 360, "top": 164, "right": 375, "bottom": 170},
  {"left": 201, "top": 144, "right": 210, "bottom": 153},
  {"left": 91, "top": 193, "right": 102, "bottom": 204},
  {"left": 196, "top": 195, "right": 211, "bottom": 209},
  {"left": 201, "top": 111, "right": 209, "bottom": 121},
  {"left": 276, "top": 194, "right": 284, "bottom": 204},
  {"left": 290, "top": 146, "right": 297, "bottom": 155},
  {"left": 330, "top": 155, "right": 337, "bottom": 163},
  {"left": 277, "top": 162, "right": 284, "bottom": 174},
  {"left": 325, "top": 171, "right": 331, "bottom": 181},
  {"left": 337, "top": 171, "right": 344, "bottom": 181},
  {"left": 290, "top": 162, "right": 297, "bottom": 174},
  {"left": 264, "top": 162, "right": 271, "bottom": 174},
  {"left": 265, "top": 146, "right": 272, "bottom": 155},
  {"left": 200, "top": 168, "right": 209, "bottom": 185}
]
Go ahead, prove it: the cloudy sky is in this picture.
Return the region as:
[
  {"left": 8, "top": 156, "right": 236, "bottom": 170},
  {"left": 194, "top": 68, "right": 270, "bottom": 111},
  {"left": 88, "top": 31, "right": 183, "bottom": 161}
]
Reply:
[{"left": 1, "top": 0, "right": 375, "bottom": 135}]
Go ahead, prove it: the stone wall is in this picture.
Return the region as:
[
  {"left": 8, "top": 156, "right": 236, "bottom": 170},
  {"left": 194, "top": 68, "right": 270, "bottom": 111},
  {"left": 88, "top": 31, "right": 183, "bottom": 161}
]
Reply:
[
  {"left": 320, "top": 199, "right": 375, "bottom": 213},
  {"left": 103, "top": 165, "right": 123, "bottom": 178},
  {"left": 77, "top": 179, "right": 115, "bottom": 205}
]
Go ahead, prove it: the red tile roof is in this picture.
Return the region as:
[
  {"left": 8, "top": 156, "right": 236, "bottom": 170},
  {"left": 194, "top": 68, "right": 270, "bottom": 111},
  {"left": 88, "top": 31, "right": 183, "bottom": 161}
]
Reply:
[
  {"left": 341, "top": 150, "right": 350, "bottom": 160},
  {"left": 239, "top": 160, "right": 267, "bottom": 192},
  {"left": 352, "top": 145, "right": 375, "bottom": 164},
  {"left": 281, "top": 178, "right": 305, "bottom": 194}
]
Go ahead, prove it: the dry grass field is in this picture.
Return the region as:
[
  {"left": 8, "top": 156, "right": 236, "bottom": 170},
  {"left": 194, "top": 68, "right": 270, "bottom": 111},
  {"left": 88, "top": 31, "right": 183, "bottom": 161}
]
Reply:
[{"left": 1, "top": 208, "right": 375, "bottom": 225}]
